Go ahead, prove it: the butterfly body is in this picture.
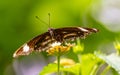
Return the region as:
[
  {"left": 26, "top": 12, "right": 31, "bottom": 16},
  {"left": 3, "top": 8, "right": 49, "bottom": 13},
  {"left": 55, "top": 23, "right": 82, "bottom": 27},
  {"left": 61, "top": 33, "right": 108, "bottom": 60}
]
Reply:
[{"left": 13, "top": 27, "right": 98, "bottom": 58}]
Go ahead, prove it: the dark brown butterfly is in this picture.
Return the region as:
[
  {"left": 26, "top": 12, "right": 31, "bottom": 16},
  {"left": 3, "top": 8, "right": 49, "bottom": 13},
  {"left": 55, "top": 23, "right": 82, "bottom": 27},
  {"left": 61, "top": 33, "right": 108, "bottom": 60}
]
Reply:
[{"left": 13, "top": 27, "right": 98, "bottom": 58}]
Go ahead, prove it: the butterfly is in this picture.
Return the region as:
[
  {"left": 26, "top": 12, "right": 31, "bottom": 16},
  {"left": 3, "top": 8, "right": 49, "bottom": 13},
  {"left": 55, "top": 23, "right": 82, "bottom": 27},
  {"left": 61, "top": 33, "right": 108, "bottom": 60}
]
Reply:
[{"left": 13, "top": 27, "right": 98, "bottom": 58}]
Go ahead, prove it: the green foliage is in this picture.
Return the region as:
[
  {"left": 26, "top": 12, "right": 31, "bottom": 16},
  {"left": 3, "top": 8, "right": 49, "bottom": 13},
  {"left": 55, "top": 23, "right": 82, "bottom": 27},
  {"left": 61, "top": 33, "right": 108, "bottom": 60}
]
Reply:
[
  {"left": 73, "top": 39, "right": 84, "bottom": 54},
  {"left": 96, "top": 52, "right": 120, "bottom": 75},
  {"left": 39, "top": 40, "right": 120, "bottom": 75},
  {"left": 80, "top": 54, "right": 103, "bottom": 75},
  {"left": 39, "top": 53, "right": 104, "bottom": 75},
  {"left": 114, "top": 40, "right": 120, "bottom": 55},
  {"left": 40, "top": 63, "right": 58, "bottom": 75},
  {"left": 61, "top": 63, "right": 80, "bottom": 75}
]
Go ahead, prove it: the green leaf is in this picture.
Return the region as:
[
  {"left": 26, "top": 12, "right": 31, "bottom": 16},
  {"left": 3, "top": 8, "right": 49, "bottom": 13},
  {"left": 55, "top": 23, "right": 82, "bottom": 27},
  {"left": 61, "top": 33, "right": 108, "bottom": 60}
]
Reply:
[
  {"left": 80, "top": 54, "right": 103, "bottom": 75},
  {"left": 60, "top": 54, "right": 103, "bottom": 75},
  {"left": 96, "top": 52, "right": 120, "bottom": 74},
  {"left": 61, "top": 63, "right": 81, "bottom": 75},
  {"left": 39, "top": 63, "right": 58, "bottom": 75},
  {"left": 73, "top": 39, "right": 84, "bottom": 54}
]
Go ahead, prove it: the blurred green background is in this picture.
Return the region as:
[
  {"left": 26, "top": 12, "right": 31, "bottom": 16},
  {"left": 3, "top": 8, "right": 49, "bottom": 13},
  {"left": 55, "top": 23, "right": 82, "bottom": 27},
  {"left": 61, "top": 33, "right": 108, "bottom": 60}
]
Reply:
[{"left": 1, "top": 0, "right": 120, "bottom": 75}]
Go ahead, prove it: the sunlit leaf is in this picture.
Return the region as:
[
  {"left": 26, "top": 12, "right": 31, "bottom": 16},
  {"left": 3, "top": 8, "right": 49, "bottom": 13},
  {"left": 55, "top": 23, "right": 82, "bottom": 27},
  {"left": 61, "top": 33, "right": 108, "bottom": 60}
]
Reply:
[
  {"left": 61, "top": 63, "right": 80, "bottom": 75},
  {"left": 96, "top": 53, "right": 120, "bottom": 74},
  {"left": 39, "top": 63, "right": 58, "bottom": 75},
  {"left": 81, "top": 54, "right": 103, "bottom": 75}
]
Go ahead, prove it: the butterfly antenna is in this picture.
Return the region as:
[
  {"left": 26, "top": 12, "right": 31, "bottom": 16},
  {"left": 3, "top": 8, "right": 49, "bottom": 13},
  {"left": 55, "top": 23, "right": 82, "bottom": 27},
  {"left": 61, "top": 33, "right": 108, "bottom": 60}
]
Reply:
[
  {"left": 48, "top": 13, "right": 51, "bottom": 28},
  {"left": 35, "top": 16, "right": 49, "bottom": 26}
]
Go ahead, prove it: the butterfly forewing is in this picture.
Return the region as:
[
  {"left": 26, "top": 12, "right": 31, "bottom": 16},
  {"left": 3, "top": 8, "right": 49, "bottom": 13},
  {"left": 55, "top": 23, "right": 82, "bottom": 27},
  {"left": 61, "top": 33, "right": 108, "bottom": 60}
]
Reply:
[
  {"left": 13, "top": 32, "right": 55, "bottom": 58},
  {"left": 13, "top": 27, "right": 98, "bottom": 58},
  {"left": 54, "top": 27, "right": 98, "bottom": 42}
]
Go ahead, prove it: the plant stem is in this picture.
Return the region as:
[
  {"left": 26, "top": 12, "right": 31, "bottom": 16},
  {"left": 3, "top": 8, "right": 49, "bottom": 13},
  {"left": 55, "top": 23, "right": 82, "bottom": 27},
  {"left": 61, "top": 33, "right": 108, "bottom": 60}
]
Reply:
[
  {"left": 100, "top": 66, "right": 111, "bottom": 75},
  {"left": 78, "top": 54, "right": 81, "bottom": 75},
  {"left": 57, "top": 50, "right": 61, "bottom": 75},
  {"left": 90, "top": 65, "right": 99, "bottom": 75}
]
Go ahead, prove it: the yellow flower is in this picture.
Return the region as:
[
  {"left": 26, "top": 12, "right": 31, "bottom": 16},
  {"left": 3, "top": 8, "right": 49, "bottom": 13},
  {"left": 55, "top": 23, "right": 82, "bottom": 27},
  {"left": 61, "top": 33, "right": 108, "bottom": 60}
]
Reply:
[
  {"left": 46, "top": 42, "right": 74, "bottom": 56},
  {"left": 54, "top": 58, "right": 76, "bottom": 67}
]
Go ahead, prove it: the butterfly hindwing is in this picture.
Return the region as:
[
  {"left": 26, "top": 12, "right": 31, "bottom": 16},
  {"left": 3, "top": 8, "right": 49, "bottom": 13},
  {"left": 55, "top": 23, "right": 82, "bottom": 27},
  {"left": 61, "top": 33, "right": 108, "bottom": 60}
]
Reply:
[{"left": 13, "top": 32, "right": 52, "bottom": 57}]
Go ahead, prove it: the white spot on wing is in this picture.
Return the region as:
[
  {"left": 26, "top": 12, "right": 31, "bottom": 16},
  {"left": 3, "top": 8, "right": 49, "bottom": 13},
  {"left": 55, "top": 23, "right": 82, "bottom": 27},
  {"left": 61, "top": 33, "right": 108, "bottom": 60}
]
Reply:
[
  {"left": 92, "top": 28, "right": 98, "bottom": 32},
  {"left": 78, "top": 27, "right": 88, "bottom": 32},
  {"left": 23, "top": 44, "right": 30, "bottom": 52},
  {"left": 13, "top": 53, "right": 16, "bottom": 58},
  {"left": 51, "top": 42, "right": 61, "bottom": 47}
]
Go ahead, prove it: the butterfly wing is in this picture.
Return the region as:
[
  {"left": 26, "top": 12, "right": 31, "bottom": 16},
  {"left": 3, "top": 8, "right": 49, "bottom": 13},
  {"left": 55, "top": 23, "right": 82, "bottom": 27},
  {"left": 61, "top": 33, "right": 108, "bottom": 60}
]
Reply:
[
  {"left": 13, "top": 27, "right": 98, "bottom": 58},
  {"left": 53, "top": 27, "right": 98, "bottom": 42},
  {"left": 13, "top": 32, "right": 56, "bottom": 58}
]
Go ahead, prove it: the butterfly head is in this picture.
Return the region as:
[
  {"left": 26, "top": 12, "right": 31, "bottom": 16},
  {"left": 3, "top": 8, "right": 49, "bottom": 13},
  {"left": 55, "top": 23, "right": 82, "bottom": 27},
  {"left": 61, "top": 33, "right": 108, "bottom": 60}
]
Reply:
[{"left": 48, "top": 28, "right": 55, "bottom": 37}]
